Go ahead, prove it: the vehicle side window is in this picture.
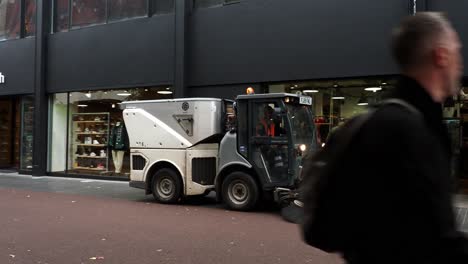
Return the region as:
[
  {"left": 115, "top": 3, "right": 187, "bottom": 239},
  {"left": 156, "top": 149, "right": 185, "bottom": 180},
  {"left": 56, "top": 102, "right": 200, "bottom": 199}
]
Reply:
[{"left": 253, "top": 102, "right": 286, "bottom": 137}]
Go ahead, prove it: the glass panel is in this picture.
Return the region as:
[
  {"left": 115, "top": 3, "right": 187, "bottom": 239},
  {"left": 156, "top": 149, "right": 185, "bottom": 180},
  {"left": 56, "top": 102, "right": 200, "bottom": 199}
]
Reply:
[
  {"left": 0, "top": 99, "right": 13, "bottom": 167},
  {"left": 0, "top": 0, "right": 20, "bottom": 40},
  {"left": 55, "top": 0, "right": 69, "bottom": 32},
  {"left": 20, "top": 96, "right": 34, "bottom": 170},
  {"left": 71, "top": 0, "right": 106, "bottom": 28},
  {"left": 108, "top": 0, "right": 147, "bottom": 22},
  {"left": 49, "top": 93, "right": 68, "bottom": 173},
  {"left": 66, "top": 87, "right": 173, "bottom": 178},
  {"left": 24, "top": 0, "right": 36, "bottom": 36},
  {"left": 194, "top": 0, "right": 224, "bottom": 8},
  {"left": 251, "top": 102, "right": 289, "bottom": 183},
  {"left": 153, "top": 0, "right": 174, "bottom": 14}
]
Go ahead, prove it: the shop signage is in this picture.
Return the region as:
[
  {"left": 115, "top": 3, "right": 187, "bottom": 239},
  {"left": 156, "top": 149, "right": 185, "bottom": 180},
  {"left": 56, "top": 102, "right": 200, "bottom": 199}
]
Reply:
[{"left": 0, "top": 72, "right": 4, "bottom": 84}]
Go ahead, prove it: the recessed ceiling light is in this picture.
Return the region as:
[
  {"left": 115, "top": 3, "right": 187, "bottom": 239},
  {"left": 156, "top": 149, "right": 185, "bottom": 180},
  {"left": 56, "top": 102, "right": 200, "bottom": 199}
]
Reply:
[
  {"left": 332, "top": 96, "right": 345, "bottom": 100},
  {"left": 333, "top": 84, "right": 338, "bottom": 88},
  {"left": 117, "top": 93, "right": 132, "bottom": 96},
  {"left": 166, "top": 87, "right": 171, "bottom": 90},
  {"left": 78, "top": 104, "right": 88, "bottom": 107},
  {"left": 158, "top": 91, "right": 173, "bottom": 95},
  {"left": 303, "top": 90, "right": 319, "bottom": 93},
  {"left": 382, "top": 82, "right": 387, "bottom": 85},
  {"left": 357, "top": 102, "right": 369, "bottom": 106},
  {"left": 294, "top": 85, "right": 298, "bottom": 88},
  {"left": 365, "top": 87, "right": 382, "bottom": 92},
  {"left": 145, "top": 89, "right": 148, "bottom": 92}
]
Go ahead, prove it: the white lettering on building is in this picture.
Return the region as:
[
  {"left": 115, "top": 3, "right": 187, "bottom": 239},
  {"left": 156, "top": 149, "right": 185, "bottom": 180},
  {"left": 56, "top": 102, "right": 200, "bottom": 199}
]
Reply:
[{"left": 0, "top": 72, "right": 4, "bottom": 84}]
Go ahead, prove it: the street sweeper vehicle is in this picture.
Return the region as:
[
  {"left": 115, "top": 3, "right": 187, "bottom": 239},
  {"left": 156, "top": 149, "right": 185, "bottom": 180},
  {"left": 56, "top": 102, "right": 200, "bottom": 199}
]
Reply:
[{"left": 121, "top": 91, "right": 317, "bottom": 211}]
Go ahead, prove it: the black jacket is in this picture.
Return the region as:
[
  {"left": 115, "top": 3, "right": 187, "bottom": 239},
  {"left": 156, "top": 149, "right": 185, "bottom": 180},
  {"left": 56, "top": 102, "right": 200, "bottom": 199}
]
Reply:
[{"left": 331, "top": 77, "right": 468, "bottom": 263}]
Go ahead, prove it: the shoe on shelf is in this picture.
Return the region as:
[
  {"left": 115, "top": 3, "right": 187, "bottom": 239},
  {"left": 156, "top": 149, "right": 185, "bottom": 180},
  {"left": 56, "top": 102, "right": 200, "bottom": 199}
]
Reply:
[
  {"left": 93, "top": 139, "right": 100, "bottom": 145},
  {"left": 90, "top": 152, "right": 97, "bottom": 157}
]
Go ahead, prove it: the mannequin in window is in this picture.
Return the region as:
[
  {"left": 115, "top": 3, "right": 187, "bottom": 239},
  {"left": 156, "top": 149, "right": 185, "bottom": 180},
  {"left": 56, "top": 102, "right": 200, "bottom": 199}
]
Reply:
[{"left": 109, "top": 119, "right": 129, "bottom": 174}]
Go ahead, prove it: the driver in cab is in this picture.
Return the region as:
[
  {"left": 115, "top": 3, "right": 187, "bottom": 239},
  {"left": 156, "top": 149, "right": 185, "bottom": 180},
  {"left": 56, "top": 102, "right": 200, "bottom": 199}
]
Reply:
[{"left": 256, "top": 105, "right": 282, "bottom": 137}]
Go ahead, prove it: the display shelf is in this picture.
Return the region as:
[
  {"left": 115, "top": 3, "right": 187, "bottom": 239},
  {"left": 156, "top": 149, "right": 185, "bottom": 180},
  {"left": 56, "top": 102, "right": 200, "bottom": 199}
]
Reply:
[
  {"left": 73, "top": 167, "right": 106, "bottom": 171},
  {"left": 74, "top": 121, "right": 107, "bottom": 123},
  {"left": 75, "top": 132, "right": 107, "bottom": 135},
  {"left": 76, "top": 155, "right": 107, "bottom": 159},
  {"left": 72, "top": 113, "right": 110, "bottom": 171},
  {"left": 75, "top": 144, "right": 106, "bottom": 147}
]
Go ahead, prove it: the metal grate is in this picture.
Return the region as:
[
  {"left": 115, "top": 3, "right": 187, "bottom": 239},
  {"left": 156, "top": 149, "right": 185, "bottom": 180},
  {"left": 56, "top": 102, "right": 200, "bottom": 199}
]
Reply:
[
  {"left": 132, "top": 155, "right": 146, "bottom": 170},
  {"left": 192, "top": 158, "right": 217, "bottom": 185}
]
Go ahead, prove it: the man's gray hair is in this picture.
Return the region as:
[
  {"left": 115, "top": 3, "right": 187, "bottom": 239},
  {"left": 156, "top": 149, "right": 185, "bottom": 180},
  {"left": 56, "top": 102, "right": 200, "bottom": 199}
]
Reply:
[{"left": 391, "top": 12, "right": 452, "bottom": 71}]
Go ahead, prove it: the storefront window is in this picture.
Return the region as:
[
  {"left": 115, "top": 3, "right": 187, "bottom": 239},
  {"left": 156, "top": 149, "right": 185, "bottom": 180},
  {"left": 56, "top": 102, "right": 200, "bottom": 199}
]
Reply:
[
  {"left": 20, "top": 96, "right": 34, "bottom": 170},
  {"left": 49, "top": 93, "right": 68, "bottom": 173},
  {"left": 24, "top": 0, "right": 36, "bottom": 36},
  {"left": 108, "top": 0, "right": 147, "bottom": 22},
  {"left": 153, "top": 0, "right": 174, "bottom": 14},
  {"left": 71, "top": 0, "right": 107, "bottom": 28},
  {"left": 55, "top": 0, "right": 70, "bottom": 32},
  {"left": 0, "top": 0, "right": 21, "bottom": 40},
  {"left": 269, "top": 79, "right": 396, "bottom": 145},
  {"left": 49, "top": 87, "right": 173, "bottom": 178}
]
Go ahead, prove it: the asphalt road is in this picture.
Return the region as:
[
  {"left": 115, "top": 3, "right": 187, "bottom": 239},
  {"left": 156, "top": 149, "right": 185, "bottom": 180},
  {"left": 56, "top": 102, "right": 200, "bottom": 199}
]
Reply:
[{"left": 0, "top": 173, "right": 343, "bottom": 264}]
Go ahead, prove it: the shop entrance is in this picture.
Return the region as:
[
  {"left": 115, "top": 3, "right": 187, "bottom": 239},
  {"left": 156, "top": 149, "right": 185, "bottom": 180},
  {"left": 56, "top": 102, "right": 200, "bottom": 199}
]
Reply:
[{"left": 0, "top": 98, "right": 20, "bottom": 171}]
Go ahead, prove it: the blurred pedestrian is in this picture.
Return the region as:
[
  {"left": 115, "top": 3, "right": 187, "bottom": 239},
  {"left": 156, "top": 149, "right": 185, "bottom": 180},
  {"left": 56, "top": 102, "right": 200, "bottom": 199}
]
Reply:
[{"left": 302, "top": 12, "right": 468, "bottom": 264}]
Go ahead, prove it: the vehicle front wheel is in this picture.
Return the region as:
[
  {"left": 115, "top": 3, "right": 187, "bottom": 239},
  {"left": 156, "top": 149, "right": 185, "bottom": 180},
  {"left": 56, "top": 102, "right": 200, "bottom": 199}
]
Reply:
[
  {"left": 221, "top": 172, "right": 259, "bottom": 211},
  {"left": 152, "top": 168, "right": 182, "bottom": 204}
]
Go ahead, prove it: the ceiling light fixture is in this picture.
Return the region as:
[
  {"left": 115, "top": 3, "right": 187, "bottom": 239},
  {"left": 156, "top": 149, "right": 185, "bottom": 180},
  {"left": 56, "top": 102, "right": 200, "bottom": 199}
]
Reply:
[
  {"left": 158, "top": 91, "right": 173, "bottom": 95},
  {"left": 382, "top": 82, "right": 387, "bottom": 85},
  {"left": 78, "top": 104, "right": 88, "bottom": 107},
  {"left": 303, "top": 90, "right": 319, "bottom": 93},
  {"left": 332, "top": 89, "right": 345, "bottom": 100},
  {"left": 357, "top": 94, "right": 369, "bottom": 106},
  {"left": 365, "top": 87, "right": 382, "bottom": 92},
  {"left": 85, "top": 92, "right": 92, "bottom": 98},
  {"left": 117, "top": 93, "right": 132, "bottom": 96}
]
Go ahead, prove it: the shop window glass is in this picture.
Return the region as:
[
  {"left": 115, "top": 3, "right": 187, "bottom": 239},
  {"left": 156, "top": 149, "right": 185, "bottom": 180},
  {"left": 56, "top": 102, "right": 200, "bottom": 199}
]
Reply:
[
  {"left": 194, "top": 0, "right": 239, "bottom": 8},
  {"left": 194, "top": 0, "right": 223, "bottom": 8},
  {"left": 49, "top": 93, "right": 68, "bottom": 173},
  {"left": 55, "top": 0, "right": 69, "bottom": 32},
  {"left": 49, "top": 87, "right": 173, "bottom": 178},
  {"left": 24, "top": 0, "right": 36, "bottom": 36},
  {"left": 108, "top": 0, "right": 147, "bottom": 22},
  {"left": 268, "top": 80, "right": 396, "bottom": 145},
  {"left": 153, "top": 0, "right": 174, "bottom": 14},
  {"left": 0, "top": 0, "right": 20, "bottom": 40},
  {"left": 71, "top": 0, "right": 106, "bottom": 28},
  {"left": 20, "top": 96, "right": 34, "bottom": 170}
]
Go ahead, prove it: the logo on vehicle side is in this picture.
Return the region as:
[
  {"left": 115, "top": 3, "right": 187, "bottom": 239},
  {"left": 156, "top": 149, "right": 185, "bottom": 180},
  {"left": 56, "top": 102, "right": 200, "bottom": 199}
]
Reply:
[
  {"left": 182, "top": 102, "right": 189, "bottom": 111},
  {"left": 0, "top": 72, "right": 4, "bottom": 84}
]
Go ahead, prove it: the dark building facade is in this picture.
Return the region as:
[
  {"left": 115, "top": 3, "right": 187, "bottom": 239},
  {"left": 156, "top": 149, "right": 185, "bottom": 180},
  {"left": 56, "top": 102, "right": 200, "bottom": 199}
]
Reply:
[{"left": 0, "top": 0, "right": 467, "bottom": 181}]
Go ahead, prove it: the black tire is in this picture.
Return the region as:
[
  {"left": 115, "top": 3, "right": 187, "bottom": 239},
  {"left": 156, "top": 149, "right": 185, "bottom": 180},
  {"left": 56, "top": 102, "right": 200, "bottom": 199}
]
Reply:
[
  {"left": 152, "top": 168, "right": 182, "bottom": 204},
  {"left": 221, "top": 172, "right": 260, "bottom": 211}
]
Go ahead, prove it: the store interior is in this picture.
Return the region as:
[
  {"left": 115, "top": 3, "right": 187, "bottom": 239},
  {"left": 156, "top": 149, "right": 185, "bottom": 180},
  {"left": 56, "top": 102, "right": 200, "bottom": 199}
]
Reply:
[
  {"left": 0, "top": 97, "right": 34, "bottom": 172},
  {"left": 49, "top": 87, "right": 173, "bottom": 179},
  {"left": 269, "top": 77, "right": 468, "bottom": 193}
]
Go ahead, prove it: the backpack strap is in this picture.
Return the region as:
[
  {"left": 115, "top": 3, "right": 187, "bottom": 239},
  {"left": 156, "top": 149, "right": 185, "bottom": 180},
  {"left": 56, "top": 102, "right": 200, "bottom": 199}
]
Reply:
[
  {"left": 378, "top": 99, "right": 422, "bottom": 118},
  {"left": 327, "top": 99, "right": 421, "bottom": 156}
]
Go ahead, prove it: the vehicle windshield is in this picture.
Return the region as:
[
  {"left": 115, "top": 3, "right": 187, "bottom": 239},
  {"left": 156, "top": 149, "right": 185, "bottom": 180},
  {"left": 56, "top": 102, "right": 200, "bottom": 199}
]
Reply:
[{"left": 286, "top": 103, "right": 317, "bottom": 156}]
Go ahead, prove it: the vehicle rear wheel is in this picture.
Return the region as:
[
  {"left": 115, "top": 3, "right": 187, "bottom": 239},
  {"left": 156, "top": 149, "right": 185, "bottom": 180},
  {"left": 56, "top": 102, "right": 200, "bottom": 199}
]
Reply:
[
  {"left": 152, "top": 168, "right": 182, "bottom": 204},
  {"left": 221, "top": 172, "right": 259, "bottom": 211}
]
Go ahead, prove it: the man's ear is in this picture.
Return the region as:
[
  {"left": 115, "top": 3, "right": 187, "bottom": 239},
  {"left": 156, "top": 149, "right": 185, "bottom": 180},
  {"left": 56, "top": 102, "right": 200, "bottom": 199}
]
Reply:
[{"left": 433, "top": 46, "right": 449, "bottom": 68}]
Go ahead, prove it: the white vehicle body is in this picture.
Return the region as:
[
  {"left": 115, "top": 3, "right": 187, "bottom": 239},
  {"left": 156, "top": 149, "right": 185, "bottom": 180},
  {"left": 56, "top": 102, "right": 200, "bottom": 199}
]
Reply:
[{"left": 121, "top": 98, "right": 239, "bottom": 196}]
